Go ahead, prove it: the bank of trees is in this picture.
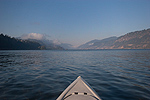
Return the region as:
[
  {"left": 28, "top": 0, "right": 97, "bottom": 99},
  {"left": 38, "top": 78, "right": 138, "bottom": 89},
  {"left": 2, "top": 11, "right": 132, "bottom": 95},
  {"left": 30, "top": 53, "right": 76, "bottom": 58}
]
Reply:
[{"left": 0, "top": 34, "right": 41, "bottom": 50}]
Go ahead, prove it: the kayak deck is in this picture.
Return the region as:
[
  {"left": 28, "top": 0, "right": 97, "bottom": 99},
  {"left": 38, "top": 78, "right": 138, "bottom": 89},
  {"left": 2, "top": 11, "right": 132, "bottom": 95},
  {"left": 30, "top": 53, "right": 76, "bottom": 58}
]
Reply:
[{"left": 57, "top": 76, "right": 101, "bottom": 100}]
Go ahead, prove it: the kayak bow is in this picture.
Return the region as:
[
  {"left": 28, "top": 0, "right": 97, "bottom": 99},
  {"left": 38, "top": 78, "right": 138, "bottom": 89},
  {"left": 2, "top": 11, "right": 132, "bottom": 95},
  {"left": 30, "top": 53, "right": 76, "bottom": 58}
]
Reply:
[{"left": 57, "top": 76, "right": 102, "bottom": 100}]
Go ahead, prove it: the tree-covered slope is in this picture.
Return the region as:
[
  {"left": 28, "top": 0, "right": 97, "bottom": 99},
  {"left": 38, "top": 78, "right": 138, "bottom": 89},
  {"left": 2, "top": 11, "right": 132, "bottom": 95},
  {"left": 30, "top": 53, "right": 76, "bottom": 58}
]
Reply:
[
  {"left": 112, "top": 28, "right": 150, "bottom": 49},
  {"left": 78, "top": 28, "right": 150, "bottom": 49},
  {"left": 0, "top": 34, "right": 41, "bottom": 50}
]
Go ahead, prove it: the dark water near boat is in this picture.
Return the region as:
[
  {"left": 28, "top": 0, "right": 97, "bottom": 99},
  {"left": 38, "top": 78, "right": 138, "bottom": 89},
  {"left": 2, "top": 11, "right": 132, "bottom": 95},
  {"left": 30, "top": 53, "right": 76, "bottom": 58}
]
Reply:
[{"left": 0, "top": 50, "right": 150, "bottom": 100}]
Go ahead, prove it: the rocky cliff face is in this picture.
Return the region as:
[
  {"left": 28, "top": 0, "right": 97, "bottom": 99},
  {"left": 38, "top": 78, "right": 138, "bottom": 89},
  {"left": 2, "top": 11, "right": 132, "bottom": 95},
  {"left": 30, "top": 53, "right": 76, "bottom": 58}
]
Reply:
[{"left": 78, "top": 28, "right": 150, "bottom": 49}]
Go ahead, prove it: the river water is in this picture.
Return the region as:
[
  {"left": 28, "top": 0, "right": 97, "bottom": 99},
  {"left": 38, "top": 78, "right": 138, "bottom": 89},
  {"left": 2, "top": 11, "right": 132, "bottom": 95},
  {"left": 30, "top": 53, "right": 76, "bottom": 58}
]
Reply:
[{"left": 0, "top": 50, "right": 150, "bottom": 100}]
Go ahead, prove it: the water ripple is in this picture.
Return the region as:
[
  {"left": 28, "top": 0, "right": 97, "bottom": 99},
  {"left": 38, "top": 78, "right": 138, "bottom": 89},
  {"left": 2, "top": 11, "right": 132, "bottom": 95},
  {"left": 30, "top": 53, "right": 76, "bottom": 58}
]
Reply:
[{"left": 0, "top": 50, "right": 150, "bottom": 100}]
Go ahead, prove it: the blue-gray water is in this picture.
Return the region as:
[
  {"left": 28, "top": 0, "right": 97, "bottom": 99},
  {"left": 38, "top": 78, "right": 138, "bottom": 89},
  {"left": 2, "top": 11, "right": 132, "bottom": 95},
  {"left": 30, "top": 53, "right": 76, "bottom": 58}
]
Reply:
[{"left": 0, "top": 50, "right": 150, "bottom": 100}]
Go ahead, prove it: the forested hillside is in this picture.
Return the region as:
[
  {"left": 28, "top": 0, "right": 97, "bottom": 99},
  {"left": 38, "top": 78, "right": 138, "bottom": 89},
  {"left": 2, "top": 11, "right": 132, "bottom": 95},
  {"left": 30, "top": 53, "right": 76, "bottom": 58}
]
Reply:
[
  {"left": 0, "top": 34, "right": 41, "bottom": 50},
  {"left": 78, "top": 28, "right": 150, "bottom": 49},
  {"left": 112, "top": 29, "right": 150, "bottom": 49}
]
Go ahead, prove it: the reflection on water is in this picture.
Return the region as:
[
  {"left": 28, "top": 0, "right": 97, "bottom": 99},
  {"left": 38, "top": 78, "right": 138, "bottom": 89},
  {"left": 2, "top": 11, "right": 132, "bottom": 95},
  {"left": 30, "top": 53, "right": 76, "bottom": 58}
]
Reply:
[{"left": 0, "top": 50, "right": 150, "bottom": 100}]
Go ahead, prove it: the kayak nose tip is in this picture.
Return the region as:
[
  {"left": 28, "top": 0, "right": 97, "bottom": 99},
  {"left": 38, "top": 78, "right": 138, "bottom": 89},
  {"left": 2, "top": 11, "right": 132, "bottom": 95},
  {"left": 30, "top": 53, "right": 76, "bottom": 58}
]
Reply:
[{"left": 78, "top": 76, "right": 81, "bottom": 79}]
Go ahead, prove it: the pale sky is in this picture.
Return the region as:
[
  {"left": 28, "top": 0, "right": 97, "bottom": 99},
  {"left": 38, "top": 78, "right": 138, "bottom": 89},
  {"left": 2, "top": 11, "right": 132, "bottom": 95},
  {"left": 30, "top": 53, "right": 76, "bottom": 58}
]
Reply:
[{"left": 0, "top": 0, "right": 150, "bottom": 46}]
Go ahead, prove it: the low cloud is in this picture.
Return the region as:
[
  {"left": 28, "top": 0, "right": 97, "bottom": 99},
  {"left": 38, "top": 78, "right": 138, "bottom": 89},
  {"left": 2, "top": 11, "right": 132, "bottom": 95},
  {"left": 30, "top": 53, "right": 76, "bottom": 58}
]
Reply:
[
  {"left": 52, "top": 39, "right": 61, "bottom": 45},
  {"left": 21, "top": 33, "right": 46, "bottom": 40}
]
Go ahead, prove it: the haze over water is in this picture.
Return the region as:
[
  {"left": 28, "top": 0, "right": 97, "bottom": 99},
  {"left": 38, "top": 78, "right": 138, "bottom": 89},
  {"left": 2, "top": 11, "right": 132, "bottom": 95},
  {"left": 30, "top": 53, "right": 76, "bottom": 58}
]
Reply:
[{"left": 0, "top": 50, "right": 150, "bottom": 100}]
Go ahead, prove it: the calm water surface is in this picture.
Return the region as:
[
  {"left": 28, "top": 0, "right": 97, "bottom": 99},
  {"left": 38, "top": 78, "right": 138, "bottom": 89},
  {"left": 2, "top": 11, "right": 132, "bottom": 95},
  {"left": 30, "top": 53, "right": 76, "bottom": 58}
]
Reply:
[{"left": 0, "top": 50, "right": 150, "bottom": 100}]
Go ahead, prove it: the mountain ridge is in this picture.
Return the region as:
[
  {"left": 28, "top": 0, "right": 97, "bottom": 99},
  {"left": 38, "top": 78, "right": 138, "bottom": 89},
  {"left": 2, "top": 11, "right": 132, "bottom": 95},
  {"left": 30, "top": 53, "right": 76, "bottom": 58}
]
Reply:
[
  {"left": 0, "top": 34, "right": 64, "bottom": 50},
  {"left": 78, "top": 28, "right": 150, "bottom": 49},
  {"left": 26, "top": 39, "right": 65, "bottom": 50},
  {"left": 1, "top": 28, "right": 150, "bottom": 50},
  {"left": 0, "top": 34, "right": 41, "bottom": 50},
  {"left": 78, "top": 37, "right": 117, "bottom": 49}
]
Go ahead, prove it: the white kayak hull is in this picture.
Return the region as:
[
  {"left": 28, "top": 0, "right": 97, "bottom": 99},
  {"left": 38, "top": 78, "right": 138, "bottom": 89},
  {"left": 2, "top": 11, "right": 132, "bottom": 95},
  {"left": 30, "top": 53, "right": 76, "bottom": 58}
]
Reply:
[{"left": 57, "top": 76, "right": 102, "bottom": 100}]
